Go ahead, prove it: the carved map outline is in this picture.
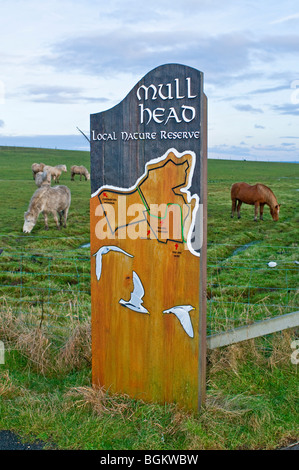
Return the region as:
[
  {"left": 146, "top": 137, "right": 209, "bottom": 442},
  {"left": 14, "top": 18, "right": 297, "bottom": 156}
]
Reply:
[{"left": 91, "top": 148, "right": 200, "bottom": 257}]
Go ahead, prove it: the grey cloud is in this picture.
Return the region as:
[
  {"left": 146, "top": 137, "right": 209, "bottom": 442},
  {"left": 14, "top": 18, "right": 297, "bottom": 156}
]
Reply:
[
  {"left": 248, "top": 85, "right": 289, "bottom": 95},
  {"left": 271, "top": 13, "right": 299, "bottom": 25},
  {"left": 40, "top": 30, "right": 255, "bottom": 79},
  {"left": 97, "top": 0, "right": 233, "bottom": 25},
  {"left": 217, "top": 78, "right": 295, "bottom": 100},
  {"left": 252, "top": 144, "right": 297, "bottom": 152},
  {"left": 41, "top": 30, "right": 299, "bottom": 77},
  {"left": 255, "top": 124, "right": 265, "bottom": 129},
  {"left": 209, "top": 142, "right": 298, "bottom": 161},
  {"left": 211, "top": 72, "right": 266, "bottom": 92},
  {"left": 210, "top": 144, "right": 251, "bottom": 156},
  {"left": 280, "top": 135, "right": 299, "bottom": 139},
  {"left": 0, "top": 134, "right": 89, "bottom": 151},
  {"left": 271, "top": 103, "right": 299, "bottom": 115},
  {"left": 234, "top": 104, "right": 263, "bottom": 114},
  {"left": 18, "top": 85, "right": 109, "bottom": 104},
  {"left": 220, "top": 95, "right": 248, "bottom": 102},
  {"left": 261, "top": 34, "right": 299, "bottom": 54},
  {"left": 20, "top": 85, "right": 109, "bottom": 104}
]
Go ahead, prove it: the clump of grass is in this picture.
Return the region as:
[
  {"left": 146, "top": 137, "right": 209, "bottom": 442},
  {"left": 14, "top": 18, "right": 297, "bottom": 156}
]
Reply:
[
  {"left": 16, "top": 328, "right": 52, "bottom": 375},
  {"left": 0, "top": 308, "right": 92, "bottom": 375},
  {"left": 269, "top": 329, "right": 299, "bottom": 369},
  {"left": 67, "top": 385, "right": 135, "bottom": 418},
  {"left": 0, "top": 371, "right": 20, "bottom": 398},
  {"left": 0, "top": 306, "right": 52, "bottom": 374},
  {"left": 58, "top": 321, "right": 91, "bottom": 371},
  {"left": 0, "top": 304, "right": 22, "bottom": 343},
  {"left": 208, "top": 339, "right": 267, "bottom": 375}
]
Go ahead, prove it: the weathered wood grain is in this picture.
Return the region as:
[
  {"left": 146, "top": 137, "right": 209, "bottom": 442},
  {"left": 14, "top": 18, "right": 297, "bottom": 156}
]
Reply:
[{"left": 90, "top": 64, "right": 207, "bottom": 411}]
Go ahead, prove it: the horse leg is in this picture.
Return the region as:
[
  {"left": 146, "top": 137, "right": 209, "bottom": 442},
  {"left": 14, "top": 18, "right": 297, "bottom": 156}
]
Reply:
[
  {"left": 260, "top": 203, "right": 265, "bottom": 220},
  {"left": 254, "top": 202, "right": 259, "bottom": 221},
  {"left": 231, "top": 199, "right": 236, "bottom": 218},
  {"left": 43, "top": 212, "right": 49, "bottom": 231},
  {"left": 237, "top": 200, "right": 242, "bottom": 219},
  {"left": 62, "top": 207, "right": 69, "bottom": 228},
  {"left": 52, "top": 211, "right": 60, "bottom": 230}
]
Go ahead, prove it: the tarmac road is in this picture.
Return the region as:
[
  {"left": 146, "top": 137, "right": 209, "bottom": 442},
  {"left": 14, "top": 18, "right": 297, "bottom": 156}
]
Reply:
[
  {"left": 0, "top": 431, "right": 46, "bottom": 450},
  {"left": 0, "top": 430, "right": 298, "bottom": 451}
]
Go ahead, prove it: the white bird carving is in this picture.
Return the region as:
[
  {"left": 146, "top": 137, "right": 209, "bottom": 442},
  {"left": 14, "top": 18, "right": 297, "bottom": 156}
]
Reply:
[
  {"left": 163, "top": 305, "right": 195, "bottom": 338},
  {"left": 119, "top": 271, "right": 149, "bottom": 314},
  {"left": 93, "top": 245, "right": 133, "bottom": 281}
]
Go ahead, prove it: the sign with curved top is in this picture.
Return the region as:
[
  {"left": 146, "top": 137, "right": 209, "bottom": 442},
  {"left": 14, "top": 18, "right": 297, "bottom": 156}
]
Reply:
[{"left": 90, "top": 64, "right": 207, "bottom": 411}]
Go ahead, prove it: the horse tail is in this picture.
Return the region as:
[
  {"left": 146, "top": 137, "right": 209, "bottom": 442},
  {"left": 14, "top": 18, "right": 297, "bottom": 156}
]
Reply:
[{"left": 231, "top": 182, "right": 240, "bottom": 199}]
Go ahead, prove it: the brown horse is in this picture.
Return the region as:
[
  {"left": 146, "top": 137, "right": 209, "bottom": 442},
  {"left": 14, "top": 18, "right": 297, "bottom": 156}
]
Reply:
[{"left": 231, "top": 182, "right": 280, "bottom": 221}]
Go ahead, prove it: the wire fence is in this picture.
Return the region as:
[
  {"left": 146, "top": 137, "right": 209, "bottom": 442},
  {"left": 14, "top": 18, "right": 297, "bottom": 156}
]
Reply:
[
  {"left": 0, "top": 249, "right": 91, "bottom": 330},
  {"left": 207, "top": 242, "right": 298, "bottom": 334},
  {"left": 0, "top": 241, "right": 298, "bottom": 336}
]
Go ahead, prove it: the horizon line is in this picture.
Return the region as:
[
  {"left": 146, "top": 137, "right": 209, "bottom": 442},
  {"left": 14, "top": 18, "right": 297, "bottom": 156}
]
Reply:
[{"left": 0, "top": 143, "right": 298, "bottom": 164}]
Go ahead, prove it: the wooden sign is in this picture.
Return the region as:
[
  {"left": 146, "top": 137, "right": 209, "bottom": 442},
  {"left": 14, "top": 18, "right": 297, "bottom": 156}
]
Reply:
[{"left": 90, "top": 64, "right": 207, "bottom": 411}]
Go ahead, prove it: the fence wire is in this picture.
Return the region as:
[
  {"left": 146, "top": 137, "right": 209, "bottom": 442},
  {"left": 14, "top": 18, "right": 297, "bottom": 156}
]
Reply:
[
  {"left": 0, "top": 249, "right": 91, "bottom": 328},
  {"left": 0, "top": 243, "right": 298, "bottom": 336}
]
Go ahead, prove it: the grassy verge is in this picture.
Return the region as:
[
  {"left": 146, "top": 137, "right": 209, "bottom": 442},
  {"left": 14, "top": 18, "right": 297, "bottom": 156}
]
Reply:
[{"left": 0, "top": 307, "right": 297, "bottom": 450}]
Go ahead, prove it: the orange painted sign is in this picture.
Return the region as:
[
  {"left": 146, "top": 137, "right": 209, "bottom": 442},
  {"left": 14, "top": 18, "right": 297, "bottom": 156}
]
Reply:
[{"left": 90, "top": 65, "right": 207, "bottom": 411}]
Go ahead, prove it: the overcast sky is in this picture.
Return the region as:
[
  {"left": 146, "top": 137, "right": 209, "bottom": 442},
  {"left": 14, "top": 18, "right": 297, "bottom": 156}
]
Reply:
[{"left": 1, "top": 0, "right": 299, "bottom": 161}]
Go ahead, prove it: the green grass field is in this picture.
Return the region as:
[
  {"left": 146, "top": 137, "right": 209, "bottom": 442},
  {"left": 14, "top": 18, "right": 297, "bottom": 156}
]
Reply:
[
  {"left": 0, "top": 146, "right": 297, "bottom": 333},
  {"left": 207, "top": 159, "right": 298, "bottom": 333},
  {"left": 0, "top": 145, "right": 298, "bottom": 450}
]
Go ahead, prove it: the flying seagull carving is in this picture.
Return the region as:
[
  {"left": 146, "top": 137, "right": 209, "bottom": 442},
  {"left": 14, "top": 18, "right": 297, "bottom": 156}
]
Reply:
[
  {"left": 93, "top": 245, "right": 133, "bottom": 281},
  {"left": 163, "top": 305, "right": 195, "bottom": 338},
  {"left": 119, "top": 271, "right": 149, "bottom": 314}
]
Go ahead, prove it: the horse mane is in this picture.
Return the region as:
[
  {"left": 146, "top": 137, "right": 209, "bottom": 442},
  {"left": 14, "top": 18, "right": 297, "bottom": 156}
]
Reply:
[
  {"left": 27, "top": 187, "right": 49, "bottom": 215},
  {"left": 257, "top": 183, "right": 278, "bottom": 207}
]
